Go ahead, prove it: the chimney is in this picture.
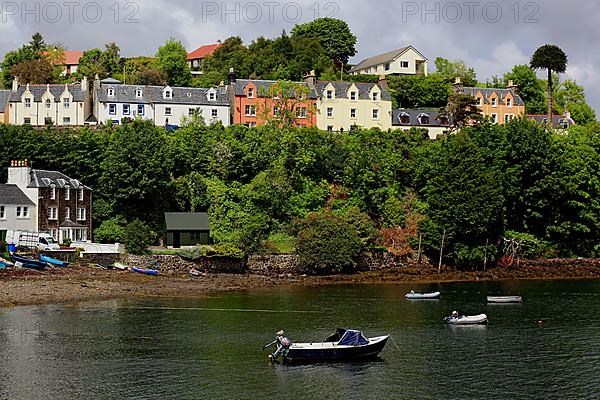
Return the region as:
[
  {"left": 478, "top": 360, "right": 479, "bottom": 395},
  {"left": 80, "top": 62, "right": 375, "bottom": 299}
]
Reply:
[
  {"left": 228, "top": 68, "right": 236, "bottom": 84},
  {"left": 378, "top": 75, "right": 389, "bottom": 90},
  {"left": 452, "top": 77, "right": 463, "bottom": 93},
  {"left": 304, "top": 70, "right": 317, "bottom": 89},
  {"left": 7, "top": 160, "right": 31, "bottom": 186},
  {"left": 81, "top": 75, "right": 88, "bottom": 92},
  {"left": 507, "top": 79, "right": 519, "bottom": 95},
  {"left": 12, "top": 77, "right": 19, "bottom": 91}
]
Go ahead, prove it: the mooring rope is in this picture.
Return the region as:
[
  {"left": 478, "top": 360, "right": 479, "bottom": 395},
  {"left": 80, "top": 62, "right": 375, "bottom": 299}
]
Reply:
[{"left": 389, "top": 335, "right": 402, "bottom": 353}]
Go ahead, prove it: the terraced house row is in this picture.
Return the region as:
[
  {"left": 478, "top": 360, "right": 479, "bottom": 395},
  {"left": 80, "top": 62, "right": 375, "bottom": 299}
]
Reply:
[{"left": 0, "top": 72, "right": 529, "bottom": 137}]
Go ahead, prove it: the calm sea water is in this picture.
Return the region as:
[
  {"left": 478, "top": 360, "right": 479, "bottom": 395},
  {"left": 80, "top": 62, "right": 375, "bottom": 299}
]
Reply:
[{"left": 0, "top": 280, "right": 599, "bottom": 400}]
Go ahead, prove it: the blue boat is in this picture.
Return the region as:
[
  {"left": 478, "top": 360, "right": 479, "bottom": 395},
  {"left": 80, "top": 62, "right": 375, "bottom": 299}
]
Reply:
[
  {"left": 11, "top": 254, "right": 47, "bottom": 270},
  {"left": 131, "top": 267, "right": 159, "bottom": 276},
  {"left": 39, "top": 255, "right": 70, "bottom": 268}
]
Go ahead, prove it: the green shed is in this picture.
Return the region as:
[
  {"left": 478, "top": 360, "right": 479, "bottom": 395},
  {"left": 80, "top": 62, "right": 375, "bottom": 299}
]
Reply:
[{"left": 165, "top": 212, "right": 211, "bottom": 248}]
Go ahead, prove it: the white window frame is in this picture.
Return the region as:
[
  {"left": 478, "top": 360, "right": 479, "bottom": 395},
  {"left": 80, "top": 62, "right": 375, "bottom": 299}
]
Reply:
[
  {"left": 65, "top": 207, "right": 70, "bottom": 220},
  {"left": 138, "top": 104, "right": 145, "bottom": 116},
  {"left": 79, "top": 188, "right": 84, "bottom": 201},
  {"left": 188, "top": 108, "right": 196, "bottom": 117},
  {"left": 506, "top": 98, "right": 512, "bottom": 108},
  {"left": 326, "top": 90, "right": 333, "bottom": 100},
  {"left": 65, "top": 187, "right": 70, "bottom": 200},
  {"left": 247, "top": 88, "right": 255, "bottom": 98},
  {"left": 0, "top": 205, "right": 5, "bottom": 220},
  {"left": 273, "top": 106, "right": 279, "bottom": 116},
  {"left": 372, "top": 109, "right": 379, "bottom": 119},
  {"left": 164, "top": 90, "right": 172, "bottom": 99},
  {"left": 123, "top": 104, "right": 131, "bottom": 115},
  {"left": 211, "top": 109, "right": 218, "bottom": 118},
  {"left": 245, "top": 105, "right": 256, "bottom": 116},
  {"left": 107, "top": 88, "right": 114, "bottom": 97},
  {"left": 400, "top": 61, "right": 409, "bottom": 68},
  {"left": 45, "top": 99, "right": 51, "bottom": 109},
  {"left": 491, "top": 97, "right": 497, "bottom": 107},
  {"left": 48, "top": 207, "right": 58, "bottom": 221},
  {"left": 63, "top": 117, "right": 71, "bottom": 125},
  {"left": 136, "top": 89, "right": 143, "bottom": 98},
  {"left": 50, "top": 186, "right": 56, "bottom": 200},
  {"left": 350, "top": 108, "right": 357, "bottom": 118},
  {"left": 24, "top": 98, "right": 31, "bottom": 108},
  {"left": 77, "top": 208, "right": 86, "bottom": 221},
  {"left": 491, "top": 113, "right": 498, "bottom": 124},
  {"left": 350, "top": 92, "right": 357, "bottom": 101},
  {"left": 296, "top": 107, "right": 307, "bottom": 118},
  {"left": 108, "top": 104, "right": 116, "bottom": 115},
  {"left": 208, "top": 92, "right": 216, "bottom": 101},
  {"left": 372, "top": 92, "right": 379, "bottom": 101},
  {"left": 23, "top": 117, "right": 31, "bottom": 124},
  {"left": 327, "top": 107, "right": 333, "bottom": 118},
  {"left": 165, "top": 107, "right": 172, "bottom": 116},
  {"left": 504, "top": 114, "right": 514, "bottom": 123},
  {"left": 63, "top": 98, "right": 70, "bottom": 108}
]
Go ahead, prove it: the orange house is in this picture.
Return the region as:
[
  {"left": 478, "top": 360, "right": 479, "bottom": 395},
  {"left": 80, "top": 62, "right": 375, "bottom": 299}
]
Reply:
[
  {"left": 230, "top": 79, "right": 317, "bottom": 128},
  {"left": 454, "top": 79, "right": 526, "bottom": 124}
]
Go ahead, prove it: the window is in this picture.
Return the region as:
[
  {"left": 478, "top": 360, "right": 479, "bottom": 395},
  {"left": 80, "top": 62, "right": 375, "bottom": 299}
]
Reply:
[
  {"left": 245, "top": 105, "right": 256, "bottom": 116},
  {"left": 25, "top": 98, "right": 31, "bottom": 108},
  {"left": 49, "top": 229, "right": 58, "bottom": 240},
  {"left": 506, "top": 98, "right": 512, "bottom": 108},
  {"left": 491, "top": 114, "right": 498, "bottom": 124},
  {"left": 63, "top": 98, "right": 70, "bottom": 108},
  {"left": 65, "top": 187, "right": 70, "bottom": 200},
  {"left": 400, "top": 61, "right": 409, "bottom": 68},
  {"left": 44, "top": 117, "right": 53, "bottom": 125},
  {"left": 164, "top": 90, "right": 172, "bottom": 99},
  {"left": 491, "top": 97, "right": 497, "bottom": 107},
  {"left": 77, "top": 208, "right": 86, "bottom": 221},
  {"left": 45, "top": 99, "right": 51, "bottom": 109},
  {"left": 23, "top": 206, "right": 29, "bottom": 218},
  {"left": 418, "top": 114, "right": 430, "bottom": 125},
  {"left": 350, "top": 108, "right": 356, "bottom": 118},
  {"left": 350, "top": 91, "right": 357, "bottom": 101},
  {"left": 327, "top": 125, "right": 334, "bottom": 132},
  {"left": 211, "top": 109, "right": 218, "bottom": 118},
  {"left": 109, "top": 104, "right": 116, "bottom": 115},
  {"left": 504, "top": 114, "right": 514, "bottom": 123},
  {"left": 136, "top": 89, "right": 143, "bottom": 98},
  {"left": 296, "top": 107, "right": 307, "bottom": 118},
  {"left": 208, "top": 92, "right": 216, "bottom": 101},
  {"left": 165, "top": 107, "right": 172, "bottom": 116},
  {"left": 50, "top": 185, "right": 56, "bottom": 200},
  {"left": 399, "top": 113, "right": 410, "bottom": 124},
  {"left": 63, "top": 117, "right": 71, "bottom": 125},
  {"left": 123, "top": 104, "right": 130, "bottom": 115},
  {"left": 326, "top": 90, "right": 333, "bottom": 100},
  {"left": 107, "top": 88, "right": 114, "bottom": 97},
  {"left": 384, "top": 62, "right": 391, "bottom": 71},
  {"left": 79, "top": 188, "right": 84, "bottom": 201},
  {"left": 559, "top": 119, "right": 569, "bottom": 129},
  {"left": 438, "top": 116, "right": 449, "bottom": 125},
  {"left": 17, "top": 206, "right": 29, "bottom": 219},
  {"left": 0, "top": 205, "right": 5, "bottom": 219},
  {"left": 188, "top": 108, "right": 196, "bottom": 116},
  {"left": 372, "top": 92, "right": 379, "bottom": 101},
  {"left": 273, "top": 106, "right": 279, "bottom": 116},
  {"left": 65, "top": 207, "right": 71, "bottom": 220},
  {"left": 372, "top": 109, "right": 379, "bottom": 119},
  {"left": 138, "top": 104, "right": 145, "bottom": 116},
  {"left": 477, "top": 97, "right": 483, "bottom": 106},
  {"left": 47, "top": 207, "right": 58, "bottom": 220},
  {"left": 247, "top": 88, "right": 255, "bottom": 98},
  {"left": 327, "top": 107, "right": 333, "bottom": 118},
  {"left": 23, "top": 117, "right": 31, "bottom": 124}
]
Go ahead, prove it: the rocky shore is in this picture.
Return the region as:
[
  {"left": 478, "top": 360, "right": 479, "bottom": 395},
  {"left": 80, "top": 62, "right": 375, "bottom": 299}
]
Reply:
[{"left": 0, "top": 259, "right": 599, "bottom": 308}]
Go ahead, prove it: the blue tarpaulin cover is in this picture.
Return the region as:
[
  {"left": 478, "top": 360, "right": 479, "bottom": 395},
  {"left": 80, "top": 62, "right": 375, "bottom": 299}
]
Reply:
[{"left": 338, "top": 330, "right": 369, "bottom": 346}]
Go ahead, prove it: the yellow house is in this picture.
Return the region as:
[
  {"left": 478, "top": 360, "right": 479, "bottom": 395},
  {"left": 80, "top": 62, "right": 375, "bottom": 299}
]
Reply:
[
  {"left": 454, "top": 79, "right": 526, "bottom": 124},
  {"left": 350, "top": 46, "right": 428, "bottom": 76},
  {"left": 305, "top": 72, "right": 392, "bottom": 132}
]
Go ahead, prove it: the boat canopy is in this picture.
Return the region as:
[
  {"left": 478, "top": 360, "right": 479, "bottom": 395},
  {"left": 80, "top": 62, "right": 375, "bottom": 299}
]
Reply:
[{"left": 338, "top": 330, "right": 368, "bottom": 346}]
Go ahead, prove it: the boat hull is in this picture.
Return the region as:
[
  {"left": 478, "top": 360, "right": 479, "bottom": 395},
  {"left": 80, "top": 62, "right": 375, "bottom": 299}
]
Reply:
[
  {"left": 405, "top": 291, "right": 441, "bottom": 299},
  {"left": 11, "top": 254, "right": 47, "bottom": 270},
  {"left": 39, "top": 255, "right": 70, "bottom": 267},
  {"left": 487, "top": 296, "right": 522, "bottom": 303},
  {"left": 284, "top": 336, "right": 389, "bottom": 363},
  {"left": 132, "top": 267, "right": 159, "bottom": 276},
  {"left": 444, "top": 314, "right": 488, "bottom": 325}
]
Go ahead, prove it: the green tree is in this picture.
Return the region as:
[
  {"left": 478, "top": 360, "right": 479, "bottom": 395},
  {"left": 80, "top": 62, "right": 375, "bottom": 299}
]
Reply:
[
  {"left": 530, "top": 44, "right": 568, "bottom": 123},
  {"left": 29, "top": 32, "right": 46, "bottom": 52},
  {"left": 259, "top": 80, "right": 314, "bottom": 128},
  {"left": 503, "top": 65, "right": 547, "bottom": 114},
  {"left": 554, "top": 79, "right": 596, "bottom": 125},
  {"left": 124, "top": 219, "right": 155, "bottom": 254},
  {"left": 11, "top": 57, "right": 54, "bottom": 84},
  {"left": 101, "top": 42, "right": 121, "bottom": 78},
  {"left": 155, "top": 38, "right": 192, "bottom": 86},
  {"left": 434, "top": 57, "right": 478, "bottom": 86},
  {"left": 77, "top": 48, "right": 105, "bottom": 79},
  {"left": 439, "top": 93, "right": 483, "bottom": 132},
  {"left": 291, "top": 18, "right": 357, "bottom": 66},
  {"left": 0, "top": 33, "right": 45, "bottom": 87},
  {"left": 94, "top": 217, "right": 126, "bottom": 243}
]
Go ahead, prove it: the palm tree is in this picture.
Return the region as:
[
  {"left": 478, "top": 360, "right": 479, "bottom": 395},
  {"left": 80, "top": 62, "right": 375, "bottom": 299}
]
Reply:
[{"left": 530, "top": 44, "right": 568, "bottom": 124}]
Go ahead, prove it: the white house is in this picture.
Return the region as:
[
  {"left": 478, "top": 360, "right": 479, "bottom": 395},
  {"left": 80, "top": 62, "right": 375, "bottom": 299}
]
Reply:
[
  {"left": 350, "top": 46, "right": 428, "bottom": 76},
  {"left": 93, "top": 78, "right": 230, "bottom": 127},
  {"left": 0, "top": 183, "right": 36, "bottom": 241},
  {"left": 7, "top": 77, "right": 91, "bottom": 126},
  {"left": 392, "top": 108, "right": 449, "bottom": 139}
]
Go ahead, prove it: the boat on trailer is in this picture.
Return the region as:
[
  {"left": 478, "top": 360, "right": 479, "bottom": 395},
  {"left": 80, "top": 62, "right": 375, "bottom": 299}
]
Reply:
[
  {"left": 267, "top": 328, "right": 389, "bottom": 364},
  {"left": 444, "top": 313, "right": 488, "bottom": 325},
  {"left": 487, "top": 296, "right": 522, "bottom": 303},
  {"left": 405, "top": 291, "right": 441, "bottom": 300}
]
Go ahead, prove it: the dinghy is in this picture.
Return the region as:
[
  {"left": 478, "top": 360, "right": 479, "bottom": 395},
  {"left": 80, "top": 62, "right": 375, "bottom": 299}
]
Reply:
[
  {"left": 0, "top": 257, "right": 14, "bottom": 268},
  {"left": 39, "top": 255, "right": 70, "bottom": 268},
  {"left": 11, "top": 254, "right": 47, "bottom": 270},
  {"left": 487, "top": 296, "right": 522, "bottom": 303},
  {"left": 405, "top": 291, "right": 441, "bottom": 299},
  {"left": 444, "top": 312, "right": 488, "bottom": 325},
  {"left": 131, "top": 267, "right": 158, "bottom": 276}
]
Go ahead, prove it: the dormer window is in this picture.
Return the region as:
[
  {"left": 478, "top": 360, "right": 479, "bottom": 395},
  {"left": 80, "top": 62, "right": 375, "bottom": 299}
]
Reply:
[
  {"left": 491, "top": 97, "right": 497, "bottom": 107},
  {"left": 477, "top": 97, "right": 483, "bottom": 106},
  {"left": 247, "top": 87, "right": 255, "bottom": 98},
  {"left": 438, "top": 116, "right": 449, "bottom": 125},
  {"left": 326, "top": 90, "right": 333, "bottom": 100},
  {"left": 418, "top": 114, "right": 430, "bottom": 125},
  {"left": 350, "top": 92, "right": 357, "bottom": 101},
  {"left": 506, "top": 98, "right": 512, "bottom": 107},
  {"left": 107, "top": 87, "right": 114, "bottom": 97},
  {"left": 136, "top": 88, "right": 143, "bottom": 98},
  {"left": 45, "top": 99, "right": 51, "bottom": 109},
  {"left": 399, "top": 113, "right": 410, "bottom": 125},
  {"left": 63, "top": 98, "right": 70, "bottom": 108},
  {"left": 164, "top": 89, "right": 172, "bottom": 99},
  {"left": 372, "top": 92, "right": 379, "bottom": 101},
  {"left": 559, "top": 119, "right": 569, "bottom": 129},
  {"left": 24, "top": 98, "right": 31, "bottom": 108},
  {"left": 208, "top": 91, "right": 216, "bottom": 101}
]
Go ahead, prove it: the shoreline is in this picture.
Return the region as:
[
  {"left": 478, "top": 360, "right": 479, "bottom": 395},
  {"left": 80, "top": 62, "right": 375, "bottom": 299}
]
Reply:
[{"left": 1, "top": 262, "right": 599, "bottom": 308}]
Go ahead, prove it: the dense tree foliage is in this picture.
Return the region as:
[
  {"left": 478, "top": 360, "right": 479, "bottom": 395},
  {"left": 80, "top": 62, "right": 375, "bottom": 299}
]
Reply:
[
  {"left": 291, "top": 18, "right": 357, "bottom": 66},
  {"left": 531, "top": 44, "right": 568, "bottom": 122},
  {"left": 155, "top": 39, "right": 192, "bottom": 86}
]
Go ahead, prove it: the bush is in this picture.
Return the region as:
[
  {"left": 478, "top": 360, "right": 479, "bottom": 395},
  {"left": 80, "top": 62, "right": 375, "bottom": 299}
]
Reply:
[
  {"left": 295, "top": 211, "right": 363, "bottom": 275},
  {"left": 178, "top": 244, "right": 245, "bottom": 260},
  {"left": 94, "top": 217, "right": 126, "bottom": 243},
  {"left": 61, "top": 238, "right": 72, "bottom": 247},
  {"left": 124, "top": 219, "right": 155, "bottom": 255},
  {"left": 503, "top": 231, "right": 555, "bottom": 259}
]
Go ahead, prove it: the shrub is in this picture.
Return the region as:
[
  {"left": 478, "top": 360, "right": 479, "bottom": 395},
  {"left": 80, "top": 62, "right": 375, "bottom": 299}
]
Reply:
[
  {"left": 503, "top": 231, "right": 555, "bottom": 259},
  {"left": 94, "top": 217, "right": 126, "bottom": 243},
  {"left": 124, "top": 219, "right": 155, "bottom": 255},
  {"left": 295, "top": 211, "right": 363, "bottom": 275}
]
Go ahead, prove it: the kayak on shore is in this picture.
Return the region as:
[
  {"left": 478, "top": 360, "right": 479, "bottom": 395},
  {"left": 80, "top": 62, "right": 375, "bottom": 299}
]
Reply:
[{"left": 131, "top": 267, "right": 159, "bottom": 276}]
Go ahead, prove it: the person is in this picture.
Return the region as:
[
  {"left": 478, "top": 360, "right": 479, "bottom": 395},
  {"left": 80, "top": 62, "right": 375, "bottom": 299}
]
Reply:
[
  {"left": 269, "top": 330, "right": 292, "bottom": 361},
  {"left": 451, "top": 310, "right": 459, "bottom": 318}
]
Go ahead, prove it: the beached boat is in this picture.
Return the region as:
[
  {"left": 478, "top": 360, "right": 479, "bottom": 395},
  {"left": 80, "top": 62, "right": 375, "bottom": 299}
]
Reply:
[
  {"left": 39, "top": 255, "right": 70, "bottom": 268},
  {"left": 0, "top": 256, "right": 14, "bottom": 268},
  {"left": 444, "top": 313, "right": 488, "bottom": 325},
  {"left": 131, "top": 267, "right": 159, "bottom": 276},
  {"left": 265, "top": 328, "right": 389, "bottom": 363},
  {"left": 113, "top": 263, "right": 129, "bottom": 271},
  {"left": 487, "top": 296, "right": 522, "bottom": 303},
  {"left": 405, "top": 291, "right": 441, "bottom": 299},
  {"left": 11, "top": 254, "right": 48, "bottom": 270},
  {"left": 189, "top": 268, "right": 205, "bottom": 277}
]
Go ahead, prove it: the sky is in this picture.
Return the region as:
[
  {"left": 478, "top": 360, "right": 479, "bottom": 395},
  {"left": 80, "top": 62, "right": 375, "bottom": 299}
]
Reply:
[{"left": 1, "top": 0, "right": 598, "bottom": 112}]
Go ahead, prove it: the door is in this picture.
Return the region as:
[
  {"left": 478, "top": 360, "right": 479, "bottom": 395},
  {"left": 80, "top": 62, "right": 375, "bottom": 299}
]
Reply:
[{"left": 173, "top": 232, "right": 181, "bottom": 249}]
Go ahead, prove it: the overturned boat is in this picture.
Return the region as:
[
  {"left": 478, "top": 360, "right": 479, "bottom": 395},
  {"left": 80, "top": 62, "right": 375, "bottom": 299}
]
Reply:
[{"left": 266, "top": 328, "right": 389, "bottom": 363}]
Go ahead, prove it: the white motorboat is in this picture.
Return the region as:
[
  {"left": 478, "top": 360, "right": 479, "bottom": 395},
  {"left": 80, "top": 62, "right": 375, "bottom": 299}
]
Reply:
[
  {"left": 405, "top": 291, "right": 441, "bottom": 299},
  {"left": 444, "top": 313, "right": 488, "bottom": 325}
]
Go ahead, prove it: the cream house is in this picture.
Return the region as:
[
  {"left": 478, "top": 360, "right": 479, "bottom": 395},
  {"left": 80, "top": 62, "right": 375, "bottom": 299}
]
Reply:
[
  {"left": 305, "top": 73, "right": 392, "bottom": 131},
  {"left": 7, "top": 78, "right": 91, "bottom": 126},
  {"left": 350, "top": 46, "right": 428, "bottom": 76}
]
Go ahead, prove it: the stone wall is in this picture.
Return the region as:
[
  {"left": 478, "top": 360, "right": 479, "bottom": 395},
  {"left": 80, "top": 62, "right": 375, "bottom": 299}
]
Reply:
[
  {"left": 247, "top": 255, "right": 300, "bottom": 276},
  {"left": 122, "top": 254, "right": 245, "bottom": 275}
]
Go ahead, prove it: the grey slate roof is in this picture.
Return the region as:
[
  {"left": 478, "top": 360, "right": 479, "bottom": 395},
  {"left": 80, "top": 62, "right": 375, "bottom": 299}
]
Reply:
[
  {"left": 96, "top": 83, "right": 229, "bottom": 106},
  {"left": 462, "top": 87, "right": 525, "bottom": 106},
  {"left": 0, "top": 90, "right": 11, "bottom": 112},
  {"left": 9, "top": 84, "right": 86, "bottom": 102},
  {"left": 316, "top": 81, "right": 392, "bottom": 101},
  {"left": 232, "top": 79, "right": 318, "bottom": 99},
  {"left": 350, "top": 46, "right": 427, "bottom": 72},
  {"left": 392, "top": 108, "right": 450, "bottom": 127},
  {"left": 28, "top": 170, "right": 92, "bottom": 191},
  {"left": 0, "top": 184, "right": 34, "bottom": 205},
  {"left": 527, "top": 114, "right": 575, "bottom": 129},
  {"left": 165, "top": 212, "right": 210, "bottom": 231}
]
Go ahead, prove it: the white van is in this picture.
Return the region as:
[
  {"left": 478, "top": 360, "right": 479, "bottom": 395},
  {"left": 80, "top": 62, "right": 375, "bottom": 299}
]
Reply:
[{"left": 6, "top": 230, "right": 61, "bottom": 251}]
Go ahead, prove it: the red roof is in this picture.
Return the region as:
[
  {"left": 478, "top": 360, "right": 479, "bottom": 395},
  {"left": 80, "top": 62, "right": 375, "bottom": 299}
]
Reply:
[
  {"left": 187, "top": 43, "right": 221, "bottom": 61},
  {"left": 44, "top": 50, "right": 83, "bottom": 65}
]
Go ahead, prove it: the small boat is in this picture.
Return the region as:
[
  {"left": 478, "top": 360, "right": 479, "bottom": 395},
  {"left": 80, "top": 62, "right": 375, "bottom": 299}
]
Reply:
[
  {"left": 131, "top": 267, "right": 158, "bottom": 276},
  {"left": 487, "top": 296, "right": 522, "bottom": 303},
  {"left": 39, "top": 254, "right": 70, "bottom": 268},
  {"left": 444, "top": 313, "right": 488, "bottom": 325},
  {"left": 113, "top": 263, "right": 129, "bottom": 271},
  {"left": 189, "top": 268, "right": 205, "bottom": 277},
  {"left": 265, "top": 328, "right": 389, "bottom": 364},
  {"left": 405, "top": 291, "right": 441, "bottom": 299},
  {"left": 11, "top": 254, "right": 47, "bottom": 270},
  {"left": 0, "top": 256, "right": 14, "bottom": 268}
]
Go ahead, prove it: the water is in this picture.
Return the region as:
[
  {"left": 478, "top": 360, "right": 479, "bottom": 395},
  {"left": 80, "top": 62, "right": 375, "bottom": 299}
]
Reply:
[{"left": 1, "top": 280, "right": 599, "bottom": 399}]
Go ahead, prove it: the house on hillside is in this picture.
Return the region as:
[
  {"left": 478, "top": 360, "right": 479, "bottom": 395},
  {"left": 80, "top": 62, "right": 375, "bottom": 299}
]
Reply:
[
  {"left": 392, "top": 108, "right": 449, "bottom": 139},
  {"left": 93, "top": 77, "right": 230, "bottom": 128},
  {"left": 6, "top": 160, "right": 93, "bottom": 243},
  {"left": 6, "top": 78, "right": 92, "bottom": 126},
  {"left": 0, "top": 182, "right": 36, "bottom": 242},
  {"left": 304, "top": 72, "right": 393, "bottom": 132},
  {"left": 45, "top": 49, "right": 84, "bottom": 76},
  {"left": 350, "top": 46, "right": 428, "bottom": 76},
  {"left": 165, "top": 212, "right": 211, "bottom": 248},
  {"left": 527, "top": 112, "right": 576, "bottom": 130},
  {"left": 187, "top": 41, "right": 222, "bottom": 74},
  {"left": 454, "top": 79, "right": 526, "bottom": 125}
]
